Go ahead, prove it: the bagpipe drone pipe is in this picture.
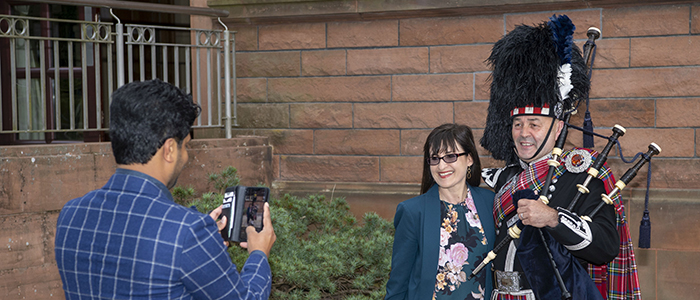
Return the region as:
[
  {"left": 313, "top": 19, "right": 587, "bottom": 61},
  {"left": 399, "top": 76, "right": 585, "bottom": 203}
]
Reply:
[{"left": 470, "top": 25, "right": 659, "bottom": 300}]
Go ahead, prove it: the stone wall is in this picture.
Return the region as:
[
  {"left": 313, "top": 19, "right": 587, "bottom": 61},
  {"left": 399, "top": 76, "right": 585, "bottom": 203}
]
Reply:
[
  {"left": 0, "top": 137, "right": 272, "bottom": 299},
  {"left": 213, "top": 0, "right": 700, "bottom": 298}
]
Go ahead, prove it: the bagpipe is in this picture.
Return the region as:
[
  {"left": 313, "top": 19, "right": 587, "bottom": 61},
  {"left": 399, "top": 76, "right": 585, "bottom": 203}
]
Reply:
[{"left": 470, "top": 26, "right": 657, "bottom": 300}]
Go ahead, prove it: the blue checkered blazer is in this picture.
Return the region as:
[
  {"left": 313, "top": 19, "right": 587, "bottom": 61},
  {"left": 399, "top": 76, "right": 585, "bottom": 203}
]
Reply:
[{"left": 55, "top": 168, "right": 271, "bottom": 299}]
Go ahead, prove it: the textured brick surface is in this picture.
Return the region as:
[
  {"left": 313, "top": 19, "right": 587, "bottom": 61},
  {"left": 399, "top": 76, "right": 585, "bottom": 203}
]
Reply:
[
  {"left": 603, "top": 5, "right": 690, "bottom": 37},
  {"left": 506, "top": 10, "right": 602, "bottom": 39},
  {"left": 474, "top": 72, "right": 491, "bottom": 100},
  {"left": 236, "top": 51, "right": 300, "bottom": 78},
  {"left": 656, "top": 250, "right": 700, "bottom": 299},
  {"left": 0, "top": 153, "right": 105, "bottom": 214},
  {"left": 392, "top": 74, "right": 472, "bottom": 101},
  {"left": 401, "top": 129, "right": 431, "bottom": 156},
  {"left": 255, "top": 129, "right": 314, "bottom": 155},
  {"left": 180, "top": 139, "right": 274, "bottom": 188},
  {"left": 279, "top": 155, "right": 380, "bottom": 182},
  {"left": 568, "top": 99, "right": 655, "bottom": 128},
  {"left": 399, "top": 15, "right": 503, "bottom": 46},
  {"left": 472, "top": 129, "right": 489, "bottom": 157},
  {"left": 231, "top": 26, "right": 257, "bottom": 51},
  {"left": 327, "top": 20, "right": 398, "bottom": 48},
  {"left": 693, "top": 5, "right": 700, "bottom": 34},
  {"left": 236, "top": 78, "right": 267, "bottom": 103},
  {"left": 354, "top": 102, "right": 453, "bottom": 129},
  {"left": 0, "top": 263, "right": 64, "bottom": 299},
  {"left": 315, "top": 130, "right": 400, "bottom": 155},
  {"left": 616, "top": 128, "right": 693, "bottom": 158},
  {"left": 656, "top": 98, "right": 700, "bottom": 127},
  {"left": 380, "top": 156, "right": 422, "bottom": 182},
  {"left": 302, "top": 50, "right": 346, "bottom": 76},
  {"left": 591, "top": 38, "right": 630, "bottom": 69},
  {"left": 634, "top": 249, "right": 655, "bottom": 299},
  {"left": 591, "top": 67, "right": 700, "bottom": 98},
  {"left": 631, "top": 36, "right": 700, "bottom": 67},
  {"left": 236, "top": 103, "right": 289, "bottom": 128},
  {"left": 0, "top": 214, "right": 51, "bottom": 270},
  {"left": 259, "top": 23, "right": 326, "bottom": 50},
  {"left": 347, "top": 47, "right": 429, "bottom": 75},
  {"left": 430, "top": 44, "right": 492, "bottom": 73},
  {"left": 289, "top": 103, "right": 353, "bottom": 128},
  {"left": 607, "top": 158, "right": 700, "bottom": 189},
  {"left": 268, "top": 76, "right": 391, "bottom": 102},
  {"left": 454, "top": 101, "right": 489, "bottom": 129}
]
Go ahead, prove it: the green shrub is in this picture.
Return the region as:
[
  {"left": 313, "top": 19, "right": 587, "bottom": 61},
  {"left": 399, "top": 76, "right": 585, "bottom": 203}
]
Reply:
[{"left": 177, "top": 167, "right": 395, "bottom": 300}]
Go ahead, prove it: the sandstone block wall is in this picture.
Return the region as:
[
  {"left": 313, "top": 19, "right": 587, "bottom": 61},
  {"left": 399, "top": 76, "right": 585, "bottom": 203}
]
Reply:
[{"left": 227, "top": 4, "right": 700, "bottom": 191}]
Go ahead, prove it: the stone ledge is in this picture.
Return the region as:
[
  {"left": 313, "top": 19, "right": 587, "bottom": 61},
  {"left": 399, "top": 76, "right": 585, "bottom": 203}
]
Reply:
[{"left": 209, "top": 0, "right": 698, "bottom": 25}]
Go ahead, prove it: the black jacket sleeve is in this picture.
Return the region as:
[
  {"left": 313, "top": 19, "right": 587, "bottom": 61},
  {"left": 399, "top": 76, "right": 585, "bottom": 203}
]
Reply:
[{"left": 546, "top": 174, "right": 619, "bottom": 266}]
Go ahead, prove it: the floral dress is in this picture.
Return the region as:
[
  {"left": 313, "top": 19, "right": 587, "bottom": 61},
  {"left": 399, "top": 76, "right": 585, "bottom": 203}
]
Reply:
[{"left": 433, "top": 188, "right": 489, "bottom": 300}]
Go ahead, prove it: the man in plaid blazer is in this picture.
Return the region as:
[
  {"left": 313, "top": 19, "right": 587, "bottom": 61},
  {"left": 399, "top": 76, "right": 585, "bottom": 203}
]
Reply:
[{"left": 55, "top": 79, "right": 276, "bottom": 300}]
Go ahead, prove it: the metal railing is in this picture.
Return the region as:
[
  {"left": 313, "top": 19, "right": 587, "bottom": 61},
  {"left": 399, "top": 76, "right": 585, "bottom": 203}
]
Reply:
[{"left": 0, "top": 3, "right": 237, "bottom": 142}]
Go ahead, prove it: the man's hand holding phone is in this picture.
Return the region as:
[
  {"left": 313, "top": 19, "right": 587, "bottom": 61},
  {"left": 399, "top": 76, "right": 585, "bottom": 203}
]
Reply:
[{"left": 239, "top": 202, "right": 276, "bottom": 257}]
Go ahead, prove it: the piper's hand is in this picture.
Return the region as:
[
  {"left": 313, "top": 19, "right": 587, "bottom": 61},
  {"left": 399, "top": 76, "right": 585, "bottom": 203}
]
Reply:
[
  {"left": 517, "top": 199, "right": 559, "bottom": 228},
  {"left": 209, "top": 206, "right": 230, "bottom": 247},
  {"left": 241, "top": 202, "right": 276, "bottom": 257}
]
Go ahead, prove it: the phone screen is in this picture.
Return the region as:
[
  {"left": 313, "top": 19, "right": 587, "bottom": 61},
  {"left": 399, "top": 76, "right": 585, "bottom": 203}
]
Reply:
[{"left": 239, "top": 187, "right": 267, "bottom": 242}]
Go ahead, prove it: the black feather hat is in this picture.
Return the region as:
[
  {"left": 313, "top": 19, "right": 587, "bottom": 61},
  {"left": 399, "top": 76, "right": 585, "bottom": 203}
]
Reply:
[{"left": 480, "top": 15, "right": 590, "bottom": 164}]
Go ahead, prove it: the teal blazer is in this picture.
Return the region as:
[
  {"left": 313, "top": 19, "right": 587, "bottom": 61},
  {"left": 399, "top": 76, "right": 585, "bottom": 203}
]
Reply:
[{"left": 385, "top": 184, "right": 496, "bottom": 300}]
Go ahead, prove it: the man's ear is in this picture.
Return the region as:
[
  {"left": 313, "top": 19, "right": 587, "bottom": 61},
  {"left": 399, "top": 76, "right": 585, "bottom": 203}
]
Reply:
[
  {"left": 161, "top": 138, "right": 178, "bottom": 163},
  {"left": 555, "top": 119, "right": 565, "bottom": 137}
]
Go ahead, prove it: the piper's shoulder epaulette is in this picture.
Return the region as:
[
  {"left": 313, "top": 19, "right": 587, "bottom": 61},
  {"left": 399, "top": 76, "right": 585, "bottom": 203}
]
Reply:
[{"left": 482, "top": 164, "right": 521, "bottom": 189}]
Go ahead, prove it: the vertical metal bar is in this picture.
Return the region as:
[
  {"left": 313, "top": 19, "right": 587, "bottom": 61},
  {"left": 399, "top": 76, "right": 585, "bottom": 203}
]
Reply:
[
  {"left": 0, "top": 39, "right": 2, "bottom": 132},
  {"left": 25, "top": 39, "right": 32, "bottom": 131},
  {"left": 40, "top": 41, "right": 47, "bottom": 131},
  {"left": 82, "top": 42, "right": 89, "bottom": 130},
  {"left": 139, "top": 44, "right": 145, "bottom": 81},
  {"left": 196, "top": 46, "right": 201, "bottom": 126},
  {"left": 185, "top": 46, "right": 190, "bottom": 94},
  {"left": 107, "top": 40, "right": 113, "bottom": 108},
  {"left": 163, "top": 46, "right": 168, "bottom": 83},
  {"left": 116, "top": 23, "right": 125, "bottom": 87},
  {"left": 127, "top": 29, "right": 133, "bottom": 83},
  {"left": 95, "top": 41, "right": 102, "bottom": 129},
  {"left": 69, "top": 41, "right": 75, "bottom": 129},
  {"left": 174, "top": 46, "right": 179, "bottom": 87},
  {"left": 223, "top": 30, "right": 231, "bottom": 137},
  {"left": 216, "top": 42, "right": 221, "bottom": 127},
  {"left": 232, "top": 31, "right": 237, "bottom": 127},
  {"left": 206, "top": 47, "right": 212, "bottom": 126},
  {"left": 10, "top": 39, "right": 18, "bottom": 131},
  {"left": 151, "top": 44, "right": 156, "bottom": 79},
  {"left": 54, "top": 40, "right": 61, "bottom": 130}
]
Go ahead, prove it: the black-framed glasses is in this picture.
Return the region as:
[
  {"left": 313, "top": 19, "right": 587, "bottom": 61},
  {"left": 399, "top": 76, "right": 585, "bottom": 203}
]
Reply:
[{"left": 427, "top": 152, "right": 467, "bottom": 166}]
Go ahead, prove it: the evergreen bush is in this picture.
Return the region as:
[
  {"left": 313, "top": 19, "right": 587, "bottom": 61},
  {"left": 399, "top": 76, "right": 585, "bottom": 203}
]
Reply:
[{"left": 176, "top": 167, "right": 395, "bottom": 300}]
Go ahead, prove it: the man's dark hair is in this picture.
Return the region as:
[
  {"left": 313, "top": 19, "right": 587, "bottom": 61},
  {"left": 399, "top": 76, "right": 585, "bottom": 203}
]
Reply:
[
  {"left": 420, "top": 123, "right": 482, "bottom": 194},
  {"left": 109, "top": 79, "right": 201, "bottom": 165}
]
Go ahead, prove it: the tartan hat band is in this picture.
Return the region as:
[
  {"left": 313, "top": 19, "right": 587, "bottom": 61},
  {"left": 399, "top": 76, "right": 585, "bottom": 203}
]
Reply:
[{"left": 510, "top": 104, "right": 552, "bottom": 117}]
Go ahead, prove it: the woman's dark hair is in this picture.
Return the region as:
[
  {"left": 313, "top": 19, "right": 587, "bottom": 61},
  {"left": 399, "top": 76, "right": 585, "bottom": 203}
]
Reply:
[
  {"left": 420, "top": 123, "right": 482, "bottom": 194},
  {"left": 109, "top": 79, "right": 201, "bottom": 165}
]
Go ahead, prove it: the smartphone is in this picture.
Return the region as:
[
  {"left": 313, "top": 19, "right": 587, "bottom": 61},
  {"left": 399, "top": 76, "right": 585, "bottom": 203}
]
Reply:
[{"left": 221, "top": 186, "right": 269, "bottom": 242}]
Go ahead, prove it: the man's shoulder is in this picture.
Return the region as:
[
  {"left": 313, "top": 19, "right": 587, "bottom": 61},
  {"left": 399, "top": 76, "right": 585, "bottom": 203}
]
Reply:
[{"left": 481, "top": 164, "right": 521, "bottom": 190}]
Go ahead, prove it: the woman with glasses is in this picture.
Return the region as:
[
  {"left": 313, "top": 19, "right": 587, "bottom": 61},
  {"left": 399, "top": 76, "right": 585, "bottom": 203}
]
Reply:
[{"left": 386, "top": 123, "right": 496, "bottom": 300}]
